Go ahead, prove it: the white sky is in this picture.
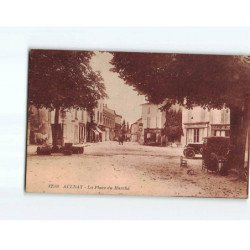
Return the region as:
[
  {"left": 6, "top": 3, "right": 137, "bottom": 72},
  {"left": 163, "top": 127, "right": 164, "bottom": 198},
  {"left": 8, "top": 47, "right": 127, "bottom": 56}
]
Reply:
[{"left": 90, "top": 51, "right": 146, "bottom": 125}]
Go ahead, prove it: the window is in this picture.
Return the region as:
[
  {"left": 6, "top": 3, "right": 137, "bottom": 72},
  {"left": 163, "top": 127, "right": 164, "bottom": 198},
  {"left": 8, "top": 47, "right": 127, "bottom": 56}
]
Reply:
[
  {"left": 75, "top": 109, "right": 78, "bottom": 120},
  {"left": 194, "top": 129, "right": 199, "bottom": 142},
  {"left": 214, "top": 130, "right": 228, "bottom": 137}
]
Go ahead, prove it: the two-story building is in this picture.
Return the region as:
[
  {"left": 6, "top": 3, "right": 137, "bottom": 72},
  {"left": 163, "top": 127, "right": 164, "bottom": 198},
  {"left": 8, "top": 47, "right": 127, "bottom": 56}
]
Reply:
[
  {"left": 140, "top": 103, "right": 166, "bottom": 145},
  {"left": 181, "top": 106, "right": 230, "bottom": 145}
]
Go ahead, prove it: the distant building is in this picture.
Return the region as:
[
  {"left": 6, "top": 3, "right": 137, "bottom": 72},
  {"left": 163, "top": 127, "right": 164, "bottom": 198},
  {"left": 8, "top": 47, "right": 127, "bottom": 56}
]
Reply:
[
  {"left": 103, "top": 104, "right": 116, "bottom": 141},
  {"left": 140, "top": 103, "right": 166, "bottom": 145},
  {"left": 130, "top": 118, "right": 143, "bottom": 142},
  {"left": 86, "top": 99, "right": 105, "bottom": 142},
  {"left": 181, "top": 106, "right": 230, "bottom": 145},
  {"left": 114, "top": 112, "right": 122, "bottom": 140}
]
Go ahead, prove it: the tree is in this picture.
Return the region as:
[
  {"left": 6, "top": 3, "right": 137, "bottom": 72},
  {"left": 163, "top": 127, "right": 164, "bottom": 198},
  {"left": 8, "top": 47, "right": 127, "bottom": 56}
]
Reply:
[
  {"left": 126, "top": 122, "right": 130, "bottom": 132},
  {"left": 28, "top": 49, "right": 107, "bottom": 147},
  {"left": 111, "top": 52, "right": 250, "bottom": 177},
  {"left": 164, "top": 109, "right": 183, "bottom": 143}
]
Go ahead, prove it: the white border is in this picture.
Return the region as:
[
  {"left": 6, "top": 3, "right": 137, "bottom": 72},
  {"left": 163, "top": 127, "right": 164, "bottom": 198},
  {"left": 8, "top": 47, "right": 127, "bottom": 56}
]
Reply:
[
  {"left": 0, "top": 27, "right": 250, "bottom": 221},
  {"left": 1, "top": 0, "right": 250, "bottom": 26}
]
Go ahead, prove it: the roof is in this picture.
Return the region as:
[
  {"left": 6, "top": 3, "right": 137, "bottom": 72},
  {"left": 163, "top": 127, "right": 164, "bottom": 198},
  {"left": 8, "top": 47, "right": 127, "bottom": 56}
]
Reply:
[{"left": 114, "top": 111, "right": 122, "bottom": 118}]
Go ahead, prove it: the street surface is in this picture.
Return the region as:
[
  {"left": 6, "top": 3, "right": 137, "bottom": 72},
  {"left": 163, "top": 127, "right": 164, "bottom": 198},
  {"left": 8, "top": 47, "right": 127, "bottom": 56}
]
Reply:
[{"left": 26, "top": 141, "right": 248, "bottom": 198}]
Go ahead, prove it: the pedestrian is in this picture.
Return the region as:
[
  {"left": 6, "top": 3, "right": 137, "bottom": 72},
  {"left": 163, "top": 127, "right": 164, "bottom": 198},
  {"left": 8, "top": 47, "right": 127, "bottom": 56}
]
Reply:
[{"left": 118, "top": 134, "right": 124, "bottom": 145}]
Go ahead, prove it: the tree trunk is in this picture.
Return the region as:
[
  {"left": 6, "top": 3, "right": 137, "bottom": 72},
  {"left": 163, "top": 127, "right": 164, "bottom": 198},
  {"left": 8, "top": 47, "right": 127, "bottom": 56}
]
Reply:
[
  {"left": 52, "top": 107, "right": 60, "bottom": 147},
  {"left": 229, "top": 98, "right": 249, "bottom": 179},
  {"left": 241, "top": 97, "right": 250, "bottom": 180},
  {"left": 229, "top": 106, "right": 243, "bottom": 171}
]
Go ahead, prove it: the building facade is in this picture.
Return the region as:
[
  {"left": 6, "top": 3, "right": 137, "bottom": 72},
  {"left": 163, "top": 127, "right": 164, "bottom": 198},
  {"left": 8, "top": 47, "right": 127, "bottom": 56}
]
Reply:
[
  {"left": 181, "top": 106, "right": 230, "bottom": 145},
  {"left": 140, "top": 103, "right": 166, "bottom": 145},
  {"left": 86, "top": 99, "right": 105, "bottom": 142},
  {"left": 102, "top": 104, "right": 116, "bottom": 141},
  {"left": 130, "top": 118, "right": 143, "bottom": 142},
  {"left": 114, "top": 113, "right": 122, "bottom": 140},
  {"left": 28, "top": 100, "right": 122, "bottom": 145},
  {"left": 59, "top": 108, "right": 89, "bottom": 144},
  {"left": 28, "top": 105, "right": 89, "bottom": 145}
]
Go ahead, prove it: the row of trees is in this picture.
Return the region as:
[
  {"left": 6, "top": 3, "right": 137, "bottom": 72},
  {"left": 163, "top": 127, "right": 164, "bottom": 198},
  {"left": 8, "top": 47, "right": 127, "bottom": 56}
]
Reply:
[{"left": 110, "top": 52, "right": 250, "bottom": 176}]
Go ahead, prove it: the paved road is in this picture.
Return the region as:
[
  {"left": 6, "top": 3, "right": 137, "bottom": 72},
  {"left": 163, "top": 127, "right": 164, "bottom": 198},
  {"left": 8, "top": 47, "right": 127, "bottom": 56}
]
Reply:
[{"left": 26, "top": 141, "right": 248, "bottom": 198}]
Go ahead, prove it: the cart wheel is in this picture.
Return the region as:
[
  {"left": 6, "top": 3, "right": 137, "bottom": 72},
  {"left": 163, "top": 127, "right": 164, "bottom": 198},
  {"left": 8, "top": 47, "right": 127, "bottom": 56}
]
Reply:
[{"left": 186, "top": 149, "right": 195, "bottom": 159}]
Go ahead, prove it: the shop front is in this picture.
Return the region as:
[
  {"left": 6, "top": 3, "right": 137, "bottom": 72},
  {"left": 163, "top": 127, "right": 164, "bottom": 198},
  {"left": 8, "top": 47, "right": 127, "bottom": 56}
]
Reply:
[{"left": 144, "top": 128, "right": 162, "bottom": 146}]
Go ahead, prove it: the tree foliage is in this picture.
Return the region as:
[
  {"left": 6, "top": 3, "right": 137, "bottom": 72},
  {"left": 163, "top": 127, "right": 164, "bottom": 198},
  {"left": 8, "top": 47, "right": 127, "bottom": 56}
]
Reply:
[
  {"left": 164, "top": 109, "right": 183, "bottom": 142},
  {"left": 110, "top": 52, "right": 250, "bottom": 110},
  {"left": 28, "top": 49, "right": 107, "bottom": 112},
  {"left": 111, "top": 51, "right": 250, "bottom": 175}
]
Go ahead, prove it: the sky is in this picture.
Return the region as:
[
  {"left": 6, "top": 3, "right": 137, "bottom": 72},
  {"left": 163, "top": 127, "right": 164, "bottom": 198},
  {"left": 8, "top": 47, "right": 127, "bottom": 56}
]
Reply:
[{"left": 90, "top": 51, "right": 146, "bottom": 125}]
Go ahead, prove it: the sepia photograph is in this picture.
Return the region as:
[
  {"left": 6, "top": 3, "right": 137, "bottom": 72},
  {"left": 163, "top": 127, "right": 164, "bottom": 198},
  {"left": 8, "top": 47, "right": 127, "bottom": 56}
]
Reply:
[{"left": 25, "top": 49, "right": 249, "bottom": 198}]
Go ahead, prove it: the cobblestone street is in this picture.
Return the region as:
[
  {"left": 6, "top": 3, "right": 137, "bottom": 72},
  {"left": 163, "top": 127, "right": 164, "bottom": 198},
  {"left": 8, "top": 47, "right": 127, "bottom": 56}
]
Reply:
[{"left": 26, "top": 141, "right": 248, "bottom": 198}]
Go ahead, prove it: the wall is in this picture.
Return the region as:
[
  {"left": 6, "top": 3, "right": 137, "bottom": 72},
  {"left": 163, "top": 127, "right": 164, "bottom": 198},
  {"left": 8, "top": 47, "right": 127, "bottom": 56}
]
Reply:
[{"left": 141, "top": 103, "right": 165, "bottom": 129}]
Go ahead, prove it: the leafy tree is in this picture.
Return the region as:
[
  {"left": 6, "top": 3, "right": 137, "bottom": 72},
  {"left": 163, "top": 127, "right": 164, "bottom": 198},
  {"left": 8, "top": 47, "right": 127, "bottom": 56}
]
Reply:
[
  {"left": 28, "top": 49, "right": 107, "bottom": 146},
  {"left": 121, "top": 120, "right": 126, "bottom": 133},
  {"left": 164, "top": 109, "right": 183, "bottom": 142},
  {"left": 111, "top": 52, "right": 250, "bottom": 177}
]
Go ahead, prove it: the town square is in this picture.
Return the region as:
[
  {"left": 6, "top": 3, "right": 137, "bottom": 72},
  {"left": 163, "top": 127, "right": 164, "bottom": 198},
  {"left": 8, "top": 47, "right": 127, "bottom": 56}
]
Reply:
[
  {"left": 26, "top": 140, "right": 247, "bottom": 197},
  {"left": 25, "top": 49, "right": 249, "bottom": 198}
]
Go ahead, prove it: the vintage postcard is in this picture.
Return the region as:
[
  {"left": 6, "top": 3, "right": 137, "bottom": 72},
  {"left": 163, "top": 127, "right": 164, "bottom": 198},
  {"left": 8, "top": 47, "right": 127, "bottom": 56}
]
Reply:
[{"left": 26, "top": 49, "right": 249, "bottom": 198}]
